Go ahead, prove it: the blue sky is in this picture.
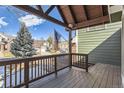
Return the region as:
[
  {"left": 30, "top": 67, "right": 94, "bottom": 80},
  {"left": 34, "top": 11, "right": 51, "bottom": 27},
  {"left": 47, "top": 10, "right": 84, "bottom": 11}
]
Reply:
[{"left": 0, "top": 5, "right": 74, "bottom": 40}]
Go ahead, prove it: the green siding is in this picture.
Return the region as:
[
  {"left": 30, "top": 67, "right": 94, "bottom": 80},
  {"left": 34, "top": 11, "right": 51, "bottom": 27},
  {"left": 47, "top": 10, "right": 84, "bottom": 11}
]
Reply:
[
  {"left": 111, "top": 11, "right": 122, "bottom": 23},
  {"left": 77, "top": 21, "right": 121, "bottom": 65}
]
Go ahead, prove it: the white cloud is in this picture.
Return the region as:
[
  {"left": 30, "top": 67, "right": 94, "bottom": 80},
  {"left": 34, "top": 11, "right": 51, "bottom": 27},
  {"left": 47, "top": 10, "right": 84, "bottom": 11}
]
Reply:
[
  {"left": 18, "top": 15, "right": 45, "bottom": 27},
  {"left": 12, "top": 34, "right": 17, "bottom": 37},
  {"left": 0, "top": 17, "right": 8, "bottom": 28}
]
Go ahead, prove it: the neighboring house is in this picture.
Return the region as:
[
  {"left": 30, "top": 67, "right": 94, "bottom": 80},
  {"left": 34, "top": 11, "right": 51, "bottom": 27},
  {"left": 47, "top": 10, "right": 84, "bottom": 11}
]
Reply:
[
  {"left": 0, "top": 33, "right": 15, "bottom": 57},
  {"left": 58, "top": 37, "right": 76, "bottom": 53},
  {"left": 76, "top": 5, "right": 122, "bottom": 65},
  {"left": 33, "top": 40, "right": 50, "bottom": 55},
  {"left": 58, "top": 41, "right": 68, "bottom": 53},
  {"left": 33, "top": 40, "right": 44, "bottom": 54},
  {"left": 71, "top": 36, "right": 76, "bottom": 53},
  {"left": 33, "top": 40, "right": 44, "bottom": 49}
]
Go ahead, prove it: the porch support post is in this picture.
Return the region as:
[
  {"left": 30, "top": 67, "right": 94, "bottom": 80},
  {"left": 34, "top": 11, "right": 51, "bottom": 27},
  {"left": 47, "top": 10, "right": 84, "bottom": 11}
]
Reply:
[{"left": 69, "top": 30, "right": 72, "bottom": 68}]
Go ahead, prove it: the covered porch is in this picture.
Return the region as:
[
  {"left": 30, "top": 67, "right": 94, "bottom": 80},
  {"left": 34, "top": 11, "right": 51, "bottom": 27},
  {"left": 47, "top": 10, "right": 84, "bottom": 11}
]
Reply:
[
  {"left": 0, "top": 54, "right": 122, "bottom": 88},
  {"left": 0, "top": 5, "right": 123, "bottom": 88}
]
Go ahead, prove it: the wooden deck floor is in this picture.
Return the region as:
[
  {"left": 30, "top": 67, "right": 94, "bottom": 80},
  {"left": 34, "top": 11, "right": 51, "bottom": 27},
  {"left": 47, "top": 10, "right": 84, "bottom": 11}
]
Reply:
[{"left": 29, "top": 63, "right": 122, "bottom": 88}]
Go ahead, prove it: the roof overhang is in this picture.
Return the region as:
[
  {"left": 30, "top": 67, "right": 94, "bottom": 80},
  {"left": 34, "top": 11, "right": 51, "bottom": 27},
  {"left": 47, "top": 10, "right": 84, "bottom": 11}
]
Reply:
[{"left": 13, "top": 5, "right": 110, "bottom": 30}]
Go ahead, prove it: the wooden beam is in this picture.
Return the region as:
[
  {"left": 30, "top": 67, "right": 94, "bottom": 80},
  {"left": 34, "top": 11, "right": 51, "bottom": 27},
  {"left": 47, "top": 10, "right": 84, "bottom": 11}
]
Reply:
[
  {"left": 73, "top": 15, "right": 109, "bottom": 30},
  {"left": 82, "top": 5, "right": 88, "bottom": 20},
  {"left": 100, "top": 6, "right": 103, "bottom": 16},
  {"left": 56, "top": 6, "right": 68, "bottom": 24},
  {"left": 13, "top": 5, "right": 69, "bottom": 28},
  {"left": 45, "top": 5, "right": 55, "bottom": 14},
  {"left": 68, "top": 6, "right": 77, "bottom": 23},
  {"left": 36, "top": 5, "right": 44, "bottom": 13},
  {"left": 59, "top": 5, "right": 76, "bottom": 24},
  {"left": 99, "top": 6, "right": 105, "bottom": 25}
]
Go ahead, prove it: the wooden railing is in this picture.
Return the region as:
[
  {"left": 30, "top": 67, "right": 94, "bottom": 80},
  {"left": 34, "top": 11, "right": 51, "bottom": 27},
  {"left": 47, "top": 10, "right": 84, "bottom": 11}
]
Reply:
[
  {"left": 0, "top": 53, "right": 88, "bottom": 88},
  {"left": 71, "top": 53, "right": 88, "bottom": 72}
]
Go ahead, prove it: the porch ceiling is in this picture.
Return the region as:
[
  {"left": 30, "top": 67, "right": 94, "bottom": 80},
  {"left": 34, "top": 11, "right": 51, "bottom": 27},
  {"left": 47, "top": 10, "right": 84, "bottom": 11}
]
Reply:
[{"left": 13, "top": 5, "right": 110, "bottom": 30}]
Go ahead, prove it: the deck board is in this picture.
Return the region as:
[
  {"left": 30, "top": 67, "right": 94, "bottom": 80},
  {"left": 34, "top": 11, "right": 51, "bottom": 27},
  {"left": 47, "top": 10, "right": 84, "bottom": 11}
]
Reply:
[
  {"left": 92, "top": 64, "right": 106, "bottom": 88},
  {"left": 79, "top": 63, "right": 101, "bottom": 88},
  {"left": 106, "top": 65, "right": 114, "bottom": 88},
  {"left": 29, "top": 63, "right": 122, "bottom": 88},
  {"left": 99, "top": 64, "right": 110, "bottom": 88}
]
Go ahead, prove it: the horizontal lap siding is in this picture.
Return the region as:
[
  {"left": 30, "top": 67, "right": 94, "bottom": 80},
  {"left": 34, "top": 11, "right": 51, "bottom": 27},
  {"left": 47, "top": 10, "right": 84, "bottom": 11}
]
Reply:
[{"left": 77, "top": 21, "right": 122, "bottom": 65}]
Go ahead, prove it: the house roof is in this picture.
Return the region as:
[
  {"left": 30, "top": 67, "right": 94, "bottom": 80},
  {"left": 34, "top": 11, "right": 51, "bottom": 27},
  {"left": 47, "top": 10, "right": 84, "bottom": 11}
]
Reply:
[
  {"left": 33, "top": 40, "right": 44, "bottom": 48},
  {"left": 13, "top": 5, "right": 110, "bottom": 30}
]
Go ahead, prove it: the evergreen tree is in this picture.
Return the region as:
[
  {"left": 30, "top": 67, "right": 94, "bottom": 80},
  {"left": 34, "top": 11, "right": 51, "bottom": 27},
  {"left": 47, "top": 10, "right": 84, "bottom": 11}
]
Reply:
[
  {"left": 47, "top": 36, "right": 52, "bottom": 46},
  {"left": 10, "top": 23, "right": 36, "bottom": 58}
]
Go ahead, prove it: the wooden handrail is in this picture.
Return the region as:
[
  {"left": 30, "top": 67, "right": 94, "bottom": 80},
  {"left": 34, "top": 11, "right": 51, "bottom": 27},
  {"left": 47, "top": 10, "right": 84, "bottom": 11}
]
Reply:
[
  {"left": 0, "top": 53, "right": 88, "bottom": 88},
  {"left": 0, "top": 53, "right": 69, "bottom": 66}
]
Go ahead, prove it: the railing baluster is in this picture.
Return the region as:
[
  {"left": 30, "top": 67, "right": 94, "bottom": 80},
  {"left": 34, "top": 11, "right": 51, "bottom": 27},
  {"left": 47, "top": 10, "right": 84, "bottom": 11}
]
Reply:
[
  {"left": 44, "top": 59, "right": 45, "bottom": 75},
  {"left": 80, "top": 55, "right": 81, "bottom": 67},
  {"left": 47, "top": 58, "right": 49, "bottom": 73},
  {"left": 80, "top": 56, "right": 83, "bottom": 67},
  {"left": 76, "top": 54, "right": 77, "bottom": 66},
  {"left": 54, "top": 56, "right": 57, "bottom": 77},
  {"left": 79, "top": 55, "right": 81, "bottom": 66},
  {"left": 79, "top": 55, "right": 80, "bottom": 67},
  {"left": 81, "top": 55, "right": 83, "bottom": 66},
  {"left": 46, "top": 57, "right": 49, "bottom": 74},
  {"left": 48, "top": 58, "right": 51, "bottom": 73},
  {"left": 4, "top": 65, "right": 6, "bottom": 88},
  {"left": 50, "top": 58, "right": 52, "bottom": 73},
  {"left": 52, "top": 58, "right": 55, "bottom": 72},
  {"left": 35, "top": 60, "right": 36, "bottom": 78},
  {"left": 38, "top": 60, "right": 39, "bottom": 77},
  {"left": 15, "top": 64, "right": 17, "bottom": 86},
  {"left": 78, "top": 55, "right": 80, "bottom": 67},
  {"left": 82, "top": 56, "right": 85, "bottom": 67},
  {"left": 48, "top": 58, "right": 50, "bottom": 72},
  {"left": 19, "top": 63, "right": 22, "bottom": 84},
  {"left": 31, "top": 61, "right": 33, "bottom": 79},
  {"left": 42, "top": 59, "right": 44, "bottom": 76},
  {"left": 86, "top": 55, "right": 88, "bottom": 72},
  {"left": 45, "top": 59, "right": 47, "bottom": 74},
  {"left": 24, "top": 60, "right": 29, "bottom": 88},
  {"left": 41, "top": 59, "right": 42, "bottom": 76},
  {"left": 10, "top": 64, "right": 12, "bottom": 88},
  {"left": 72, "top": 55, "right": 73, "bottom": 65},
  {"left": 48, "top": 58, "right": 49, "bottom": 73}
]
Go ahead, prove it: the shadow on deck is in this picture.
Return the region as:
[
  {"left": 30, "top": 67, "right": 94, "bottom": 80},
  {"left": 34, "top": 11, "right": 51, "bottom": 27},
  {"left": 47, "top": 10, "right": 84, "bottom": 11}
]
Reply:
[{"left": 29, "top": 63, "right": 122, "bottom": 88}]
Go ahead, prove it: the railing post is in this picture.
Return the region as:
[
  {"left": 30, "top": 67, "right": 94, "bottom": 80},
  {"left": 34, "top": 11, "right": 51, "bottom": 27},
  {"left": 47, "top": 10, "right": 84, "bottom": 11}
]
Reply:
[
  {"left": 69, "top": 30, "right": 72, "bottom": 69},
  {"left": 24, "top": 60, "right": 29, "bottom": 88},
  {"left": 86, "top": 55, "right": 88, "bottom": 72},
  {"left": 54, "top": 56, "right": 57, "bottom": 77},
  {"left": 69, "top": 54, "right": 72, "bottom": 68}
]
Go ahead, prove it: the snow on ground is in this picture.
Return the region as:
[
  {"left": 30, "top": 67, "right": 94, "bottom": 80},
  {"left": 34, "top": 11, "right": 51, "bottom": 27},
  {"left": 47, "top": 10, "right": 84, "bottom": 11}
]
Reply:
[{"left": 0, "top": 75, "right": 3, "bottom": 88}]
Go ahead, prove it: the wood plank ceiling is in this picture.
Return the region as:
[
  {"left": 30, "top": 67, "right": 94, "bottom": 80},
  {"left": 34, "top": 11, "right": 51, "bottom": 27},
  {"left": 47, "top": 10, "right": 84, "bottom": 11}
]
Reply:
[{"left": 13, "top": 5, "right": 110, "bottom": 30}]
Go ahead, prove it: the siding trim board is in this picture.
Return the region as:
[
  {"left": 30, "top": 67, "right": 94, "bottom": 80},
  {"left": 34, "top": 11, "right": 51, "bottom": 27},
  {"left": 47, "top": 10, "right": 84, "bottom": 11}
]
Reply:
[{"left": 77, "top": 21, "right": 121, "bottom": 65}]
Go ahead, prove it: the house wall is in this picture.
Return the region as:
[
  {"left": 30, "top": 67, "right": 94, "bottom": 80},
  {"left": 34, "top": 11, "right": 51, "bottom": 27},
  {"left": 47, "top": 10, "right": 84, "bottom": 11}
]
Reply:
[{"left": 77, "top": 21, "right": 122, "bottom": 65}]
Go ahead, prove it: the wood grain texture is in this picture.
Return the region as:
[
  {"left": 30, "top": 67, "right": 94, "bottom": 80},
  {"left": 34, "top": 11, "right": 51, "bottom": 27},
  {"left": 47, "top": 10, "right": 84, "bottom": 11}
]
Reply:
[{"left": 29, "top": 63, "right": 122, "bottom": 88}]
